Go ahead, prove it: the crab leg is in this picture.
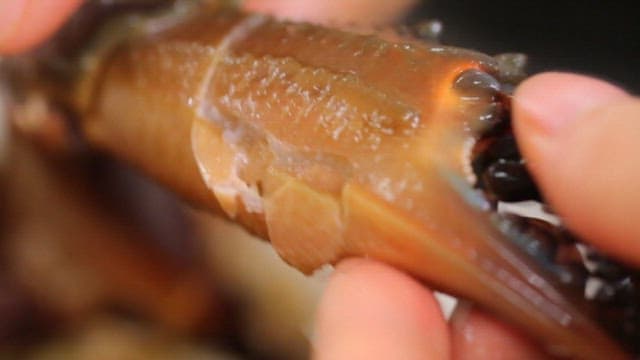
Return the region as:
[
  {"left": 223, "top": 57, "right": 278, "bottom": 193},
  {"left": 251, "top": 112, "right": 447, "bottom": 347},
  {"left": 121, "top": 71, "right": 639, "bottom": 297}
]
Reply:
[{"left": 9, "top": 4, "right": 628, "bottom": 359}]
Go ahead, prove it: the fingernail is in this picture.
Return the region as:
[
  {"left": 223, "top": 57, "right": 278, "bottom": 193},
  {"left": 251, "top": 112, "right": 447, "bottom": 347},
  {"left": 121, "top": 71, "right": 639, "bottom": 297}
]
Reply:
[
  {"left": 514, "top": 72, "right": 628, "bottom": 134},
  {"left": 0, "top": 0, "right": 25, "bottom": 50}
]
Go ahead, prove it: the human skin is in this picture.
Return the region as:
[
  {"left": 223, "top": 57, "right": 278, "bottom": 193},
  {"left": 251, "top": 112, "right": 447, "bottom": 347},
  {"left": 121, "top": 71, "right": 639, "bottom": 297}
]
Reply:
[
  {"left": 514, "top": 73, "right": 640, "bottom": 267},
  {"left": 2, "top": 1, "right": 638, "bottom": 359},
  {"left": 315, "top": 75, "right": 639, "bottom": 359},
  {"left": 243, "top": 0, "right": 416, "bottom": 26},
  {"left": 0, "top": 0, "right": 416, "bottom": 54},
  {"left": 0, "top": 0, "right": 83, "bottom": 54}
]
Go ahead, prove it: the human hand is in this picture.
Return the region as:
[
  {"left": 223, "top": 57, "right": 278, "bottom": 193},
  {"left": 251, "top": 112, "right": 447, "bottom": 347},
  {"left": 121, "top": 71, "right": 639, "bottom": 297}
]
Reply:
[
  {"left": 514, "top": 73, "right": 640, "bottom": 266},
  {"left": 0, "top": 0, "right": 83, "bottom": 54},
  {"left": 0, "top": 0, "right": 417, "bottom": 55},
  {"left": 244, "top": 0, "right": 416, "bottom": 26},
  {"left": 313, "top": 73, "right": 639, "bottom": 359},
  {"left": 8, "top": 2, "right": 634, "bottom": 358}
]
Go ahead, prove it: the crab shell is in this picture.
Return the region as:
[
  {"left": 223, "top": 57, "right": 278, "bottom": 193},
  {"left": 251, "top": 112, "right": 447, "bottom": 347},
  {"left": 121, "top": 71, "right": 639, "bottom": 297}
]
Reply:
[{"left": 62, "top": 7, "right": 626, "bottom": 360}]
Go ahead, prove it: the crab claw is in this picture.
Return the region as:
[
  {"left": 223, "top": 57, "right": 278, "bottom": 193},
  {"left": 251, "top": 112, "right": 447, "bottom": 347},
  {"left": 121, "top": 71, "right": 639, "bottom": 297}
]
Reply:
[{"left": 5, "top": 3, "right": 630, "bottom": 359}]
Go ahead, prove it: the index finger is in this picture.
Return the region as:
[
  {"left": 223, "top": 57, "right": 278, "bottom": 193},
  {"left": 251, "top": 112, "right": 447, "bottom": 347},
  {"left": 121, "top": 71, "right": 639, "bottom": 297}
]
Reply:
[
  {"left": 513, "top": 73, "right": 640, "bottom": 266},
  {"left": 243, "top": 0, "right": 416, "bottom": 25},
  {"left": 0, "top": 0, "right": 83, "bottom": 55}
]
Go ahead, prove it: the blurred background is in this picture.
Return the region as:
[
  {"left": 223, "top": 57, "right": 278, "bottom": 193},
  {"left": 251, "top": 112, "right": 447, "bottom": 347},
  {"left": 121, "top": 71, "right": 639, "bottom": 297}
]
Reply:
[
  {"left": 0, "top": 1, "right": 637, "bottom": 359},
  {"left": 410, "top": 0, "right": 639, "bottom": 92}
]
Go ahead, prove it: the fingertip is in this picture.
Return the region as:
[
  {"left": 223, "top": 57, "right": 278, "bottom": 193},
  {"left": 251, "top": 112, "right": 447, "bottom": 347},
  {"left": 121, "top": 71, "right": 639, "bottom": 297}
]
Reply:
[
  {"left": 513, "top": 72, "right": 628, "bottom": 135},
  {"left": 512, "top": 72, "right": 629, "bottom": 187},
  {"left": 513, "top": 72, "right": 640, "bottom": 264},
  {"left": 313, "top": 258, "right": 449, "bottom": 359},
  {"left": 451, "top": 305, "right": 548, "bottom": 360},
  {"left": 243, "top": 0, "right": 416, "bottom": 26},
  {"left": 546, "top": 99, "right": 640, "bottom": 263},
  {"left": 0, "top": 0, "right": 83, "bottom": 54}
]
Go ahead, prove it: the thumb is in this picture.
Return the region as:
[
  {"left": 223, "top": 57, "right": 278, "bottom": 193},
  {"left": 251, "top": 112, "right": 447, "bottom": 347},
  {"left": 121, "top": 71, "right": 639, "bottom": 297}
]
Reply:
[{"left": 513, "top": 72, "right": 640, "bottom": 266}]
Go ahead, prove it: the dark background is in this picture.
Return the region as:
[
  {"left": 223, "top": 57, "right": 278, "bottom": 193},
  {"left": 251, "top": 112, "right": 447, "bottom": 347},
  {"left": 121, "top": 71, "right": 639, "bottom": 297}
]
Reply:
[{"left": 409, "top": 0, "right": 639, "bottom": 92}]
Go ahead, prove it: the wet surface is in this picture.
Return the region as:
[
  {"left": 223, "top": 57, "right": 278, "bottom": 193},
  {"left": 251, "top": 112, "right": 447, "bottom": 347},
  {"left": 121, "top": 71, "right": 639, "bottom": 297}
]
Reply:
[
  {"left": 472, "top": 112, "right": 640, "bottom": 355},
  {"left": 3, "top": 3, "right": 636, "bottom": 357}
]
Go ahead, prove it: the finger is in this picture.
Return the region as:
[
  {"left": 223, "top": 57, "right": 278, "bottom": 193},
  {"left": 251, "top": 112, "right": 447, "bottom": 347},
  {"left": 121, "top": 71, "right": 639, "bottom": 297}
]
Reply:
[
  {"left": 313, "top": 258, "right": 450, "bottom": 360},
  {"left": 450, "top": 304, "right": 549, "bottom": 360},
  {"left": 513, "top": 72, "right": 640, "bottom": 265},
  {"left": 0, "top": 0, "right": 83, "bottom": 55},
  {"left": 243, "top": 0, "right": 416, "bottom": 26}
]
